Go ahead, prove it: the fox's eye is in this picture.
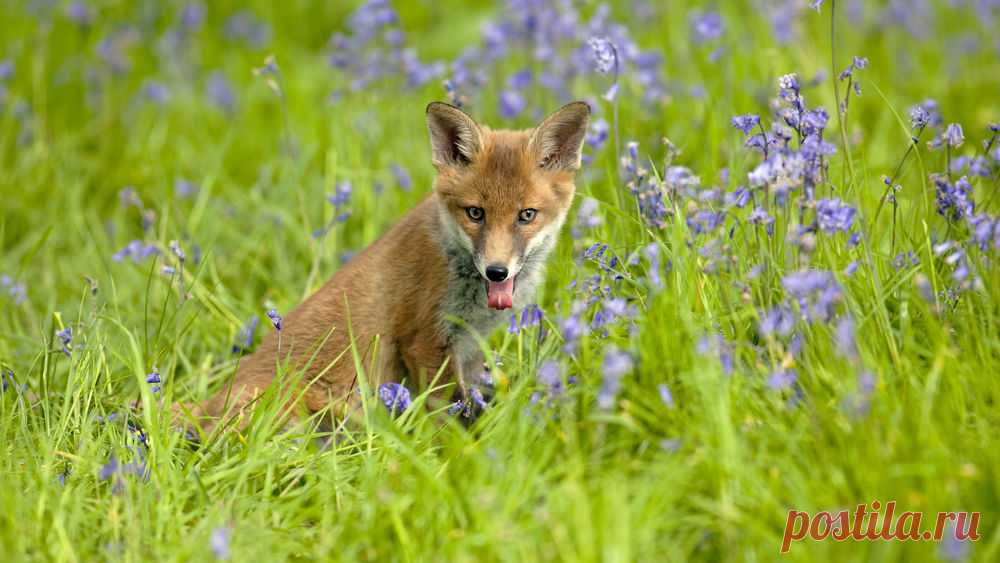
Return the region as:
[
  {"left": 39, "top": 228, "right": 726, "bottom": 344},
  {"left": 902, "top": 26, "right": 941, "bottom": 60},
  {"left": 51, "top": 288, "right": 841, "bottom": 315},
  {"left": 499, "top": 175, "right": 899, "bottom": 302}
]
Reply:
[
  {"left": 466, "top": 207, "right": 485, "bottom": 222},
  {"left": 518, "top": 208, "right": 537, "bottom": 224}
]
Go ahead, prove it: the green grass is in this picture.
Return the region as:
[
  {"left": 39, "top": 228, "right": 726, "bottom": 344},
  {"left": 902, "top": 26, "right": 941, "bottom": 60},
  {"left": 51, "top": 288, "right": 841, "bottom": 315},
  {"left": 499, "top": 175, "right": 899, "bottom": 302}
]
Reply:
[{"left": 2, "top": 0, "right": 1000, "bottom": 561}]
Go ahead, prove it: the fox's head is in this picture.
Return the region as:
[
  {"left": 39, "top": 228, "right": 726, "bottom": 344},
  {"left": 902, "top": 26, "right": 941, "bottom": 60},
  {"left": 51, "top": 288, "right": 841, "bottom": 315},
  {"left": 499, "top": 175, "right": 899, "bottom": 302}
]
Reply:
[{"left": 426, "top": 101, "right": 590, "bottom": 310}]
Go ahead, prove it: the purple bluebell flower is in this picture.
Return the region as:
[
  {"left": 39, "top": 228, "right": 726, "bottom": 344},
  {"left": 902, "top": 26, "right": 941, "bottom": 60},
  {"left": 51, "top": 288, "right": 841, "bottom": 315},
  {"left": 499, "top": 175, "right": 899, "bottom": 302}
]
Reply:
[
  {"left": 749, "top": 207, "right": 775, "bottom": 235},
  {"left": 180, "top": 3, "right": 206, "bottom": 30},
  {"left": 909, "top": 105, "right": 930, "bottom": 130},
  {"left": 252, "top": 55, "right": 283, "bottom": 97},
  {"left": 587, "top": 37, "right": 617, "bottom": 74},
  {"left": 206, "top": 71, "right": 236, "bottom": 113},
  {"left": 835, "top": 316, "right": 858, "bottom": 361},
  {"left": 449, "top": 385, "right": 488, "bottom": 419},
  {"left": 2, "top": 367, "right": 17, "bottom": 393},
  {"left": 801, "top": 134, "right": 837, "bottom": 161},
  {"left": 326, "top": 1, "right": 442, "bottom": 93},
  {"left": 94, "top": 412, "right": 121, "bottom": 424},
  {"left": 0, "top": 60, "right": 13, "bottom": 81},
  {"left": 944, "top": 123, "right": 965, "bottom": 148},
  {"left": 782, "top": 270, "right": 843, "bottom": 322},
  {"left": 174, "top": 179, "right": 198, "bottom": 198},
  {"left": 933, "top": 174, "right": 974, "bottom": 221},
  {"left": 697, "top": 334, "right": 734, "bottom": 375},
  {"left": 507, "top": 69, "right": 532, "bottom": 89},
  {"left": 759, "top": 305, "right": 795, "bottom": 337},
  {"left": 850, "top": 370, "right": 876, "bottom": 417},
  {"left": 98, "top": 455, "right": 120, "bottom": 481},
  {"left": 520, "top": 304, "right": 544, "bottom": 330},
  {"left": 914, "top": 273, "right": 935, "bottom": 304},
  {"left": 592, "top": 297, "right": 633, "bottom": 334},
  {"left": 643, "top": 242, "right": 664, "bottom": 290},
  {"left": 837, "top": 56, "right": 868, "bottom": 81},
  {"left": 658, "top": 383, "right": 674, "bottom": 408},
  {"left": 141, "top": 209, "right": 157, "bottom": 232},
  {"left": 724, "top": 186, "right": 751, "bottom": 209},
  {"left": 938, "top": 519, "right": 971, "bottom": 561},
  {"left": 815, "top": 198, "right": 856, "bottom": 233},
  {"left": 950, "top": 156, "right": 970, "bottom": 174},
  {"left": 810, "top": 0, "right": 825, "bottom": 11},
  {"left": 99, "top": 452, "right": 148, "bottom": 495},
  {"left": 508, "top": 314, "right": 520, "bottom": 334},
  {"left": 57, "top": 327, "right": 73, "bottom": 357},
  {"left": 142, "top": 81, "right": 169, "bottom": 105},
  {"left": 96, "top": 30, "right": 135, "bottom": 74},
  {"left": 801, "top": 109, "right": 829, "bottom": 136},
  {"left": 572, "top": 198, "right": 603, "bottom": 239},
  {"left": 686, "top": 209, "right": 726, "bottom": 236},
  {"left": 112, "top": 240, "right": 160, "bottom": 263},
  {"left": 442, "top": 79, "right": 464, "bottom": 107},
  {"left": 584, "top": 242, "right": 608, "bottom": 261},
  {"left": 600, "top": 82, "right": 619, "bottom": 103},
  {"left": 498, "top": 90, "right": 526, "bottom": 118},
  {"left": 768, "top": 369, "right": 798, "bottom": 390},
  {"left": 969, "top": 214, "right": 1000, "bottom": 251},
  {"left": 690, "top": 11, "right": 724, "bottom": 43},
  {"left": 660, "top": 438, "right": 682, "bottom": 452},
  {"left": 469, "top": 387, "right": 487, "bottom": 411},
  {"left": 598, "top": 347, "right": 632, "bottom": 409},
  {"left": 224, "top": 11, "right": 271, "bottom": 48},
  {"left": 969, "top": 156, "right": 991, "bottom": 178},
  {"left": 401, "top": 52, "right": 446, "bottom": 88},
  {"left": 147, "top": 366, "right": 162, "bottom": 394},
  {"left": 1, "top": 274, "right": 27, "bottom": 305},
  {"left": 232, "top": 315, "right": 259, "bottom": 354},
  {"left": 390, "top": 164, "right": 412, "bottom": 191},
  {"left": 893, "top": 250, "right": 920, "bottom": 271},
  {"left": 211, "top": 526, "right": 232, "bottom": 560},
  {"left": 621, "top": 142, "right": 673, "bottom": 229},
  {"left": 778, "top": 73, "right": 800, "bottom": 101},
  {"left": 731, "top": 114, "right": 761, "bottom": 135},
  {"left": 536, "top": 361, "right": 566, "bottom": 400},
  {"left": 934, "top": 241, "right": 975, "bottom": 287},
  {"left": 910, "top": 99, "right": 942, "bottom": 129},
  {"left": 266, "top": 309, "right": 282, "bottom": 331},
  {"left": 585, "top": 118, "right": 609, "bottom": 151},
  {"left": 119, "top": 187, "right": 143, "bottom": 209},
  {"left": 378, "top": 382, "right": 411, "bottom": 416},
  {"left": 327, "top": 180, "right": 352, "bottom": 208},
  {"left": 66, "top": 2, "right": 92, "bottom": 26},
  {"left": 169, "top": 240, "right": 186, "bottom": 263}
]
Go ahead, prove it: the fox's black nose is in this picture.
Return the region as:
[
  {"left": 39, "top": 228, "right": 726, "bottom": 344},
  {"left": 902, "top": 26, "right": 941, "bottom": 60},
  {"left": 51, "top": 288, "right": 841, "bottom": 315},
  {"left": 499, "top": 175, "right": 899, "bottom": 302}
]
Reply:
[{"left": 485, "top": 264, "right": 509, "bottom": 282}]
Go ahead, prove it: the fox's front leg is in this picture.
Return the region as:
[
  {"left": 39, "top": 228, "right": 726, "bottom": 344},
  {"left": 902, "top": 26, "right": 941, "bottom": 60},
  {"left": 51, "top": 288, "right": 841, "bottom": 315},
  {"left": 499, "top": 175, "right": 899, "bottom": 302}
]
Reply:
[
  {"left": 453, "top": 348, "right": 482, "bottom": 394},
  {"left": 448, "top": 343, "right": 497, "bottom": 420}
]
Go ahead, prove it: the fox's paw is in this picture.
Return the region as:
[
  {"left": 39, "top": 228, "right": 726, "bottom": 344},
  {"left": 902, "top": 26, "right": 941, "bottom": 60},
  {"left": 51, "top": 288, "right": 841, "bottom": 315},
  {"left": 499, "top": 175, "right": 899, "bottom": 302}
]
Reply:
[{"left": 448, "top": 385, "right": 491, "bottom": 424}]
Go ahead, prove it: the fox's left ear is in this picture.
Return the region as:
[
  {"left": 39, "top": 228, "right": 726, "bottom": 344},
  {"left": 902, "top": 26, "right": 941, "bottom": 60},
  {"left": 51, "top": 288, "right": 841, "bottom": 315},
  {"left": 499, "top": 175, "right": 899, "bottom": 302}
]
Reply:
[
  {"left": 426, "top": 102, "right": 483, "bottom": 168},
  {"left": 530, "top": 101, "right": 591, "bottom": 172}
]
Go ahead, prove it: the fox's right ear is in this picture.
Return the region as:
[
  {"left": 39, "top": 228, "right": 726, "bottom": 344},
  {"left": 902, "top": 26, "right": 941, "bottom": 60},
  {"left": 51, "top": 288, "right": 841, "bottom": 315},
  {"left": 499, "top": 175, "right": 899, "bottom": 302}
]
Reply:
[
  {"left": 426, "top": 102, "right": 483, "bottom": 168},
  {"left": 530, "top": 101, "right": 591, "bottom": 172}
]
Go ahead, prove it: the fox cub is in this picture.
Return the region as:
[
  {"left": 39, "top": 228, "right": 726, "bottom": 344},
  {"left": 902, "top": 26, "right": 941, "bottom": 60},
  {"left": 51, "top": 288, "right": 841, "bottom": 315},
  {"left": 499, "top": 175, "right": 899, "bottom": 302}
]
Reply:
[{"left": 186, "top": 101, "right": 590, "bottom": 432}]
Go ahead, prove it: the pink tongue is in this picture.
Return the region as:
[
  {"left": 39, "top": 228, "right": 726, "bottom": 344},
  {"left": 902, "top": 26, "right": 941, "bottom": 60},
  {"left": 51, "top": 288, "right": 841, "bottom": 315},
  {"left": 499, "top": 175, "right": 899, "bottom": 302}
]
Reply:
[{"left": 487, "top": 278, "right": 514, "bottom": 310}]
